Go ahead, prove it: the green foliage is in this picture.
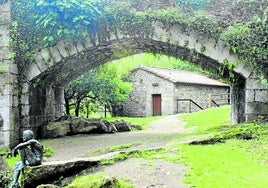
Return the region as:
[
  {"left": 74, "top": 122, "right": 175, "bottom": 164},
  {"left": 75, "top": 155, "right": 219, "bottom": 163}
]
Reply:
[
  {"left": 104, "top": 1, "right": 152, "bottom": 37},
  {"left": 43, "top": 145, "right": 54, "bottom": 157},
  {"left": 9, "top": 0, "right": 268, "bottom": 81},
  {"left": 64, "top": 66, "right": 132, "bottom": 117},
  {"left": 188, "top": 10, "right": 222, "bottom": 38},
  {"left": 176, "top": 0, "right": 212, "bottom": 10},
  {"left": 220, "top": 23, "right": 251, "bottom": 54},
  {"left": 12, "top": 0, "right": 104, "bottom": 47},
  {"left": 220, "top": 12, "right": 268, "bottom": 78},
  {"left": 151, "top": 8, "right": 187, "bottom": 27},
  {"left": 0, "top": 0, "right": 7, "bottom": 5},
  {"left": 100, "top": 152, "right": 129, "bottom": 165}
]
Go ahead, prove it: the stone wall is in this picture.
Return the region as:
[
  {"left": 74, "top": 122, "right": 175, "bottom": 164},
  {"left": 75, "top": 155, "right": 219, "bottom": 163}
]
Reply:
[
  {"left": 175, "top": 84, "right": 230, "bottom": 113},
  {"left": 123, "top": 69, "right": 230, "bottom": 116},
  {"left": 0, "top": 0, "right": 19, "bottom": 148},
  {"left": 245, "top": 77, "right": 268, "bottom": 122},
  {"left": 123, "top": 68, "right": 175, "bottom": 116}
]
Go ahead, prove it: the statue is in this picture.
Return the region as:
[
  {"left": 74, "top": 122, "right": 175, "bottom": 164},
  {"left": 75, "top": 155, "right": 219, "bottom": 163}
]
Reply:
[{"left": 9, "top": 130, "right": 43, "bottom": 188}]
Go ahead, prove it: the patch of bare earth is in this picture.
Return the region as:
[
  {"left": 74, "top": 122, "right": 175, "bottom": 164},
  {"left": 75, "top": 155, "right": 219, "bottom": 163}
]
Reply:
[
  {"left": 94, "top": 158, "right": 188, "bottom": 188},
  {"left": 45, "top": 115, "right": 193, "bottom": 187}
]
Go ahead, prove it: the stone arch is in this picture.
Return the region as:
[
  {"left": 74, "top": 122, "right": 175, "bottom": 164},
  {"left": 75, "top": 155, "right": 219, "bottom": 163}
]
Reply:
[{"left": 22, "top": 21, "right": 251, "bottom": 133}]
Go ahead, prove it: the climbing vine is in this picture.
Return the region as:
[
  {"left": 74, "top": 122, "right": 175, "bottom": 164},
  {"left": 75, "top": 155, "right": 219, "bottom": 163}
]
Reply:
[
  {"left": 9, "top": 0, "right": 268, "bottom": 81},
  {"left": 220, "top": 11, "right": 268, "bottom": 77}
]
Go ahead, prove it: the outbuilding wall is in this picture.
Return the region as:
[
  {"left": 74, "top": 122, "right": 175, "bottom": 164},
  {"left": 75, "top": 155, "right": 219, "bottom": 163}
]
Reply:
[
  {"left": 123, "top": 69, "right": 175, "bottom": 116},
  {"left": 175, "top": 83, "right": 230, "bottom": 113},
  {"left": 123, "top": 69, "right": 230, "bottom": 117}
]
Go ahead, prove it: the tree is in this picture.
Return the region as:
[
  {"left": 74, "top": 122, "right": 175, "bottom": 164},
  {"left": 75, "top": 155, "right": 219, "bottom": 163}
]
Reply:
[{"left": 64, "top": 67, "right": 132, "bottom": 117}]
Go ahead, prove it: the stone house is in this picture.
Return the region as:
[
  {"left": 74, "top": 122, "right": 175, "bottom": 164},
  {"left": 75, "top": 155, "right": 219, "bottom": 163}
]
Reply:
[{"left": 122, "top": 65, "right": 230, "bottom": 117}]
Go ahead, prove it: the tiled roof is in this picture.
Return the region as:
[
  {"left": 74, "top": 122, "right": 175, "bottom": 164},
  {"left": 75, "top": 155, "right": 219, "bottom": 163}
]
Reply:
[{"left": 133, "top": 65, "right": 229, "bottom": 87}]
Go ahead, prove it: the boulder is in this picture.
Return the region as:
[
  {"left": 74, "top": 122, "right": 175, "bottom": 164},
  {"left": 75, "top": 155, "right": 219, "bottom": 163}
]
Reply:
[
  {"left": 102, "top": 120, "right": 118, "bottom": 133},
  {"left": 42, "top": 120, "right": 71, "bottom": 138},
  {"left": 70, "top": 118, "right": 103, "bottom": 134},
  {"left": 41, "top": 117, "right": 136, "bottom": 139},
  {"left": 112, "top": 119, "right": 131, "bottom": 132}
]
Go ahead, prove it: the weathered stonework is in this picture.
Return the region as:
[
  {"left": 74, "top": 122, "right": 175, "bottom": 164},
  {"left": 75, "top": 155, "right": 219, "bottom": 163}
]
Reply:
[
  {"left": 122, "top": 67, "right": 230, "bottom": 117},
  {"left": 0, "top": 0, "right": 19, "bottom": 148}
]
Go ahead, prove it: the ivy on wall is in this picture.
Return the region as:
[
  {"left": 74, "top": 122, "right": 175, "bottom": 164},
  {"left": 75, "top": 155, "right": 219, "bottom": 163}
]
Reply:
[
  {"left": 9, "top": 0, "right": 268, "bottom": 80},
  {"left": 220, "top": 12, "right": 268, "bottom": 77}
]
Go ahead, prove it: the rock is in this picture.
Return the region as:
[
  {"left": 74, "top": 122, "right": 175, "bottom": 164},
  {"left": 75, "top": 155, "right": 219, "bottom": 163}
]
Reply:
[
  {"left": 112, "top": 119, "right": 131, "bottom": 132},
  {"left": 23, "top": 159, "right": 99, "bottom": 188},
  {"left": 41, "top": 117, "right": 137, "bottom": 139},
  {"left": 42, "top": 120, "right": 71, "bottom": 138},
  {"left": 102, "top": 120, "right": 118, "bottom": 133},
  {"left": 70, "top": 118, "right": 103, "bottom": 134}
]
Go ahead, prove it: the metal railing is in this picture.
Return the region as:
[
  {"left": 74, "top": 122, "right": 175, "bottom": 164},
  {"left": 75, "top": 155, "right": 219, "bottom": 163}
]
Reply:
[
  {"left": 177, "top": 99, "right": 203, "bottom": 113},
  {"left": 210, "top": 93, "right": 230, "bottom": 107}
]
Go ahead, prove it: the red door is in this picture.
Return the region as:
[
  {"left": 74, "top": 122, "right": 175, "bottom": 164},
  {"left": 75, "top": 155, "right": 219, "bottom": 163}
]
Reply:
[{"left": 152, "top": 94, "right": 162, "bottom": 116}]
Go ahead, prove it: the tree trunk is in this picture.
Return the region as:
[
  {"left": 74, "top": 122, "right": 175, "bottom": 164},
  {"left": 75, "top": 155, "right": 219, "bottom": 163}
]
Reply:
[
  {"left": 75, "top": 99, "right": 81, "bottom": 117},
  {"left": 65, "top": 98, "right": 70, "bottom": 115}
]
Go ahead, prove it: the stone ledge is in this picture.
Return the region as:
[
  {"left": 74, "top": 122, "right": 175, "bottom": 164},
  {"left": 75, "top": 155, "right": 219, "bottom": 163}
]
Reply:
[
  {"left": 23, "top": 148, "right": 162, "bottom": 188},
  {"left": 23, "top": 151, "right": 120, "bottom": 188}
]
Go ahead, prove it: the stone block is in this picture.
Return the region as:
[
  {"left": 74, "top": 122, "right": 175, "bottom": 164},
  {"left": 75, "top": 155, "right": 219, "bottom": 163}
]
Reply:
[
  {"left": 84, "top": 37, "right": 94, "bottom": 49},
  {"left": 56, "top": 40, "right": 68, "bottom": 58},
  {"left": 50, "top": 45, "right": 62, "bottom": 62},
  {"left": 255, "top": 89, "right": 268, "bottom": 102},
  {"left": 245, "top": 89, "right": 255, "bottom": 102},
  {"left": 246, "top": 78, "right": 268, "bottom": 90},
  {"left": 39, "top": 48, "right": 53, "bottom": 69},
  {"left": 64, "top": 41, "right": 77, "bottom": 56},
  {"left": 75, "top": 42, "right": 84, "bottom": 53},
  {"left": 27, "top": 62, "right": 41, "bottom": 80}
]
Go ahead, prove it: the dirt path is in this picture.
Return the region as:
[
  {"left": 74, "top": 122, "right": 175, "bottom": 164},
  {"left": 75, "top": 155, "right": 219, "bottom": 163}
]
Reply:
[{"left": 43, "top": 115, "right": 193, "bottom": 187}]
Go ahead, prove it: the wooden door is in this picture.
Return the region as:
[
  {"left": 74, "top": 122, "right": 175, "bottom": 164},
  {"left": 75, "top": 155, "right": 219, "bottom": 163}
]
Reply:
[{"left": 152, "top": 94, "right": 162, "bottom": 116}]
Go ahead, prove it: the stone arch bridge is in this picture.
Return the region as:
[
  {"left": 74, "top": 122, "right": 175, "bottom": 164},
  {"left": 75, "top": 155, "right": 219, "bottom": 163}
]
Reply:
[{"left": 0, "top": 0, "right": 267, "bottom": 147}]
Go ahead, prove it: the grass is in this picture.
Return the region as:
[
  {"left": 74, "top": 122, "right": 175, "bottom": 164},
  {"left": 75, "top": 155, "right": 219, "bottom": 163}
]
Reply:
[
  {"left": 172, "top": 105, "right": 268, "bottom": 187},
  {"left": 66, "top": 105, "right": 268, "bottom": 187},
  {"left": 179, "top": 143, "right": 268, "bottom": 187},
  {"left": 8, "top": 105, "right": 265, "bottom": 188},
  {"left": 100, "top": 105, "right": 268, "bottom": 188},
  {"left": 179, "top": 105, "right": 231, "bottom": 133}
]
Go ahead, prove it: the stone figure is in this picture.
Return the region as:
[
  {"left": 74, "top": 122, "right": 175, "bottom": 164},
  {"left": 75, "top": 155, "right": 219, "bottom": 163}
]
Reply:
[{"left": 9, "top": 130, "right": 43, "bottom": 188}]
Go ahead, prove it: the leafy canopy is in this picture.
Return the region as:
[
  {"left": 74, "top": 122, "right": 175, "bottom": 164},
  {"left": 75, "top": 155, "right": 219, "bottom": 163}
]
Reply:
[{"left": 10, "top": 0, "right": 268, "bottom": 80}]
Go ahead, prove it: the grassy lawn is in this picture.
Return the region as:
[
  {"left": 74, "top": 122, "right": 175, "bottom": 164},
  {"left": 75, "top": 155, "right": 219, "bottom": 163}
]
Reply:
[
  {"left": 174, "top": 105, "right": 268, "bottom": 187},
  {"left": 179, "top": 105, "right": 231, "bottom": 133},
  {"left": 65, "top": 105, "right": 268, "bottom": 187},
  {"left": 104, "top": 105, "right": 268, "bottom": 188},
  {"left": 5, "top": 105, "right": 265, "bottom": 187}
]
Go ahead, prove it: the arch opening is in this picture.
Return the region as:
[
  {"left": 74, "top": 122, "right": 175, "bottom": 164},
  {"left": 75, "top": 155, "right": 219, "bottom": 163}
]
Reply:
[{"left": 26, "top": 38, "right": 246, "bottom": 134}]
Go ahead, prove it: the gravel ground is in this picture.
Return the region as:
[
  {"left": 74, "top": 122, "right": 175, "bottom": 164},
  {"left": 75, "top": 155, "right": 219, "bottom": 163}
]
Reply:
[{"left": 43, "top": 115, "right": 193, "bottom": 187}]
